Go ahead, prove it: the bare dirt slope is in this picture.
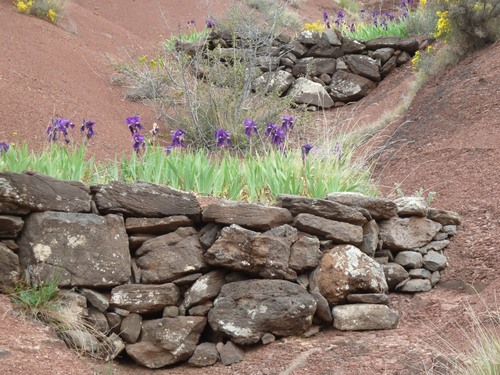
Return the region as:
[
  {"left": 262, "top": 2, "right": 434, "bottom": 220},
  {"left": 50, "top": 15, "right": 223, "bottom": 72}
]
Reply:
[{"left": 0, "top": 1, "right": 499, "bottom": 374}]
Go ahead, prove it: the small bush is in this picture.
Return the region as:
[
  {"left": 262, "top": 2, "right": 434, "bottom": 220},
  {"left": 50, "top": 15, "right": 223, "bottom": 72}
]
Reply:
[{"left": 14, "top": 0, "right": 64, "bottom": 23}]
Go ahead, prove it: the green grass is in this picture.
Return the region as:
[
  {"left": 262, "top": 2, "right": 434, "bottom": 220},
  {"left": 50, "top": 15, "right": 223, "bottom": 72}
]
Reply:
[
  {"left": 343, "top": 18, "right": 409, "bottom": 41},
  {"left": 1, "top": 141, "right": 377, "bottom": 202},
  {"left": 8, "top": 278, "right": 60, "bottom": 322}
]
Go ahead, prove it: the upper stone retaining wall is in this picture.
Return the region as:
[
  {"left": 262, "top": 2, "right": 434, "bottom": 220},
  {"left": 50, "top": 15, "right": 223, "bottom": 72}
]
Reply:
[
  {"left": 0, "top": 172, "right": 460, "bottom": 368},
  {"left": 176, "top": 30, "right": 424, "bottom": 109}
]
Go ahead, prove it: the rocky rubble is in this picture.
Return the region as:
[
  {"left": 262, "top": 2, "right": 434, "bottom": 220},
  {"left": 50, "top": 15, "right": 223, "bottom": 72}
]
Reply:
[
  {"left": 0, "top": 172, "right": 460, "bottom": 369},
  {"left": 176, "top": 30, "right": 422, "bottom": 109}
]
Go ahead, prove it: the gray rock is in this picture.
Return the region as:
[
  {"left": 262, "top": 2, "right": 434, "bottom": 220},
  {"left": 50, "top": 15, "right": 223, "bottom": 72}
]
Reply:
[
  {"left": 292, "top": 57, "right": 337, "bottom": 77},
  {"left": 17, "top": 212, "right": 130, "bottom": 287},
  {"left": 120, "top": 313, "right": 143, "bottom": 344},
  {"left": 126, "top": 316, "right": 206, "bottom": 368},
  {"left": 343, "top": 54, "right": 381, "bottom": 82},
  {"left": 372, "top": 48, "right": 395, "bottom": 64},
  {"left": 184, "top": 270, "right": 226, "bottom": 309},
  {"left": 306, "top": 41, "right": 343, "bottom": 58},
  {"left": 332, "top": 304, "right": 399, "bottom": 330},
  {"left": 110, "top": 283, "right": 179, "bottom": 314},
  {"left": 199, "top": 223, "right": 222, "bottom": 249},
  {"left": 79, "top": 288, "right": 109, "bottom": 313},
  {"left": 91, "top": 181, "right": 201, "bottom": 219},
  {"left": 427, "top": 209, "right": 461, "bottom": 225},
  {"left": 287, "top": 77, "right": 335, "bottom": 108},
  {"left": 0, "top": 215, "right": 24, "bottom": 238},
  {"left": 321, "top": 29, "right": 343, "bottom": 46},
  {"left": 261, "top": 333, "right": 276, "bottom": 344},
  {"left": 106, "top": 333, "right": 126, "bottom": 361},
  {"left": 375, "top": 249, "right": 394, "bottom": 262},
  {"left": 125, "top": 216, "right": 193, "bottom": 235},
  {"left": 346, "top": 293, "right": 390, "bottom": 305},
  {"left": 359, "top": 220, "right": 379, "bottom": 257},
  {"left": 311, "top": 245, "right": 388, "bottom": 304},
  {"left": 441, "top": 225, "right": 458, "bottom": 236},
  {"left": 433, "top": 232, "right": 449, "bottom": 241},
  {"left": 285, "top": 40, "right": 308, "bottom": 57},
  {"left": 59, "top": 290, "right": 88, "bottom": 322},
  {"left": 204, "top": 224, "right": 297, "bottom": 280},
  {"left": 172, "top": 273, "right": 203, "bottom": 286},
  {"left": 106, "top": 312, "right": 122, "bottom": 335},
  {"left": 394, "top": 197, "right": 429, "bottom": 217},
  {"left": 218, "top": 341, "right": 245, "bottom": 366},
  {"left": 431, "top": 271, "right": 441, "bottom": 286},
  {"left": 163, "top": 306, "right": 179, "bottom": 318},
  {"left": 395, "top": 251, "right": 423, "bottom": 269},
  {"left": 188, "top": 342, "right": 219, "bottom": 367},
  {"left": 256, "top": 56, "right": 281, "bottom": 72},
  {"left": 296, "top": 30, "right": 322, "bottom": 46},
  {"left": 325, "top": 192, "right": 397, "bottom": 220},
  {"left": 87, "top": 308, "right": 109, "bottom": 333},
  {"left": 129, "top": 234, "right": 155, "bottom": 253},
  {"left": 381, "top": 55, "right": 397, "bottom": 78},
  {"left": 416, "top": 240, "right": 450, "bottom": 254},
  {"left": 202, "top": 200, "right": 292, "bottom": 231},
  {"left": 0, "top": 243, "right": 19, "bottom": 287},
  {"left": 366, "top": 37, "right": 419, "bottom": 54},
  {"left": 136, "top": 227, "right": 207, "bottom": 283},
  {"left": 383, "top": 263, "right": 410, "bottom": 291},
  {"left": 208, "top": 279, "right": 316, "bottom": 344},
  {"left": 252, "top": 70, "right": 295, "bottom": 95},
  {"left": 294, "top": 213, "right": 363, "bottom": 245},
  {"left": 188, "top": 301, "right": 213, "bottom": 317},
  {"left": 275, "top": 194, "right": 367, "bottom": 225},
  {"left": 409, "top": 268, "right": 432, "bottom": 279},
  {"left": 0, "top": 172, "right": 91, "bottom": 214},
  {"left": 341, "top": 37, "right": 366, "bottom": 54},
  {"left": 289, "top": 235, "right": 322, "bottom": 272},
  {"left": 329, "top": 70, "right": 376, "bottom": 102},
  {"left": 379, "top": 217, "right": 442, "bottom": 251},
  {"left": 61, "top": 330, "right": 99, "bottom": 354},
  {"left": 397, "top": 278, "right": 432, "bottom": 292},
  {"left": 423, "top": 251, "right": 447, "bottom": 272},
  {"left": 396, "top": 51, "right": 412, "bottom": 65},
  {"left": 310, "top": 290, "right": 333, "bottom": 324}
]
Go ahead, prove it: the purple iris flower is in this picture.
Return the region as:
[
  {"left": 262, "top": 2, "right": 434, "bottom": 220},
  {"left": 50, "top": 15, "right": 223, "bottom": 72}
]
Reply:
[
  {"left": 126, "top": 116, "right": 144, "bottom": 135},
  {"left": 385, "top": 12, "right": 395, "bottom": 21},
  {"left": 381, "top": 18, "right": 388, "bottom": 30},
  {"left": 243, "top": 119, "right": 258, "bottom": 137},
  {"left": 265, "top": 122, "right": 277, "bottom": 137},
  {"left": 337, "top": 10, "right": 345, "bottom": 19},
  {"left": 215, "top": 129, "right": 231, "bottom": 148},
  {"left": 349, "top": 23, "right": 356, "bottom": 32},
  {"left": 0, "top": 141, "right": 9, "bottom": 154},
  {"left": 281, "top": 115, "right": 294, "bottom": 132},
  {"left": 47, "top": 117, "right": 75, "bottom": 144},
  {"left": 205, "top": 18, "right": 215, "bottom": 28},
  {"left": 301, "top": 143, "right": 313, "bottom": 162},
  {"left": 171, "top": 128, "right": 186, "bottom": 148},
  {"left": 132, "top": 132, "right": 146, "bottom": 154},
  {"left": 271, "top": 127, "right": 286, "bottom": 148},
  {"left": 333, "top": 142, "right": 343, "bottom": 161},
  {"left": 81, "top": 119, "right": 96, "bottom": 140}
]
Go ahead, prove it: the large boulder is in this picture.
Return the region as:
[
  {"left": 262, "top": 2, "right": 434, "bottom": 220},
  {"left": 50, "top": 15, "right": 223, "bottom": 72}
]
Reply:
[
  {"left": 311, "top": 245, "right": 388, "bottom": 304},
  {"left": 17, "top": 212, "right": 130, "bottom": 287},
  {"left": 110, "top": 283, "right": 180, "bottom": 314},
  {"left": 126, "top": 316, "right": 206, "bottom": 368},
  {"left": 286, "top": 77, "right": 335, "bottom": 109},
  {"left": 204, "top": 224, "right": 297, "bottom": 280},
  {"left": 275, "top": 194, "right": 367, "bottom": 225},
  {"left": 91, "top": 181, "right": 201, "bottom": 219},
  {"left": 0, "top": 172, "right": 91, "bottom": 214},
  {"left": 329, "top": 70, "right": 376, "bottom": 102},
  {"left": 292, "top": 57, "right": 337, "bottom": 77},
  {"left": 202, "top": 200, "right": 292, "bottom": 231},
  {"left": 379, "top": 217, "right": 442, "bottom": 251},
  {"left": 135, "top": 227, "right": 207, "bottom": 283},
  {"left": 208, "top": 279, "right": 316, "bottom": 344}
]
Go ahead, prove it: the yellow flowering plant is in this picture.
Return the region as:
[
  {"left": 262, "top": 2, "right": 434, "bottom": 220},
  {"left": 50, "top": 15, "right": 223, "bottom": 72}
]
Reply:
[{"left": 14, "top": 0, "right": 63, "bottom": 23}]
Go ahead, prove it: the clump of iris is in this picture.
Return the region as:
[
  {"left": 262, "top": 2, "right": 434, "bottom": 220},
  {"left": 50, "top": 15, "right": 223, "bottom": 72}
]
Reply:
[
  {"left": 215, "top": 129, "right": 231, "bottom": 148},
  {"left": 47, "top": 117, "right": 75, "bottom": 144},
  {"left": 126, "top": 116, "right": 146, "bottom": 154},
  {"left": 0, "top": 141, "right": 9, "bottom": 155}
]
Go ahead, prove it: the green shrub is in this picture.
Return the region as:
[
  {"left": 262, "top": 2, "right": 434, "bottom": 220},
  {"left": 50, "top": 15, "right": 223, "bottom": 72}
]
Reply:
[{"left": 14, "top": 0, "right": 64, "bottom": 23}]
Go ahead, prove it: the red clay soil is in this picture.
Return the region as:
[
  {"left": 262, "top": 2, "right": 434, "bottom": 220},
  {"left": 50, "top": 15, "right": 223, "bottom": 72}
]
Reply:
[{"left": 1, "top": 1, "right": 499, "bottom": 374}]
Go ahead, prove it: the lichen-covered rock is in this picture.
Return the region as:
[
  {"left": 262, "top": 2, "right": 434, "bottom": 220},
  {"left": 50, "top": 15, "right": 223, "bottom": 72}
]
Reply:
[
  {"left": 329, "top": 70, "right": 376, "bottom": 102},
  {"left": 379, "top": 217, "right": 442, "bottom": 251},
  {"left": 208, "top": 279, "right": 316, "bottom": 345},
  {"left": 311, "top": 245, "right": 388, "bottom": 304},
  {"left": 325, "top": 192, "right": 397, "bottom": 220},
  {"left": 110, "top": 283, "right": 180, "bottom": 314},
  {"left": 332, "top": 304, "right": 399, "bottom": 330},
  {"left": 286, "top": 77, "right": 335, "bottom": 108},
  {"left": 183, "top": 270, "right": 226, "bottom": 309},
  {"left": 394, "top": 197, "right": 429, "bottom": 217}
]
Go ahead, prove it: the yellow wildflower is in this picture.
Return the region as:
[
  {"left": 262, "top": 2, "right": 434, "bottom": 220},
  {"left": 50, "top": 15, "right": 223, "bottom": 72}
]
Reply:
[
  {"left": 434, "top": 10, "right": 451, "bottom": 40},
  {"left": 303, "top": 21, "right": 326, "bottom": 33},
  {"left": 16, "top": 1, "right": 29, "bottom": 13},
  {"left": 420, "top": 0, "right": 427, "bottom": 6},
  {"left": 47, "top": 8, "right": 57, "bottom": 22},
  {"left": 411, "top": 51, "right": 422, "bottom": 70}
]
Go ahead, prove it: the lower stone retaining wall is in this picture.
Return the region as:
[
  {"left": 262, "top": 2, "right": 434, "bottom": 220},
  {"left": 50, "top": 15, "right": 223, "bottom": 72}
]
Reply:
[{"left": 0, "top": 172, "right": 460, "bottom": 368}]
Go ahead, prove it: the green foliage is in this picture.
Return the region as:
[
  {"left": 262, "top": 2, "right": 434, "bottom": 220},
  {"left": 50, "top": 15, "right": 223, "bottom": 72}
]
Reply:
[
  {"left": 9, "top": 278, "right": 60, "bottom": 322},
  {"left": 343, "top": 18, "right": 409, "bottom": 41}
]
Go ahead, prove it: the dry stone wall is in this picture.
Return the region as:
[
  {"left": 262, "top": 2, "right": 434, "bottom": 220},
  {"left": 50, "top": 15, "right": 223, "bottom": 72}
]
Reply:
[
  {"left": 0, "top": 172, "right": 460, "bottom": 368},
  {"left": 176, "top": 30, "right": 423, "bottom": 109}
]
